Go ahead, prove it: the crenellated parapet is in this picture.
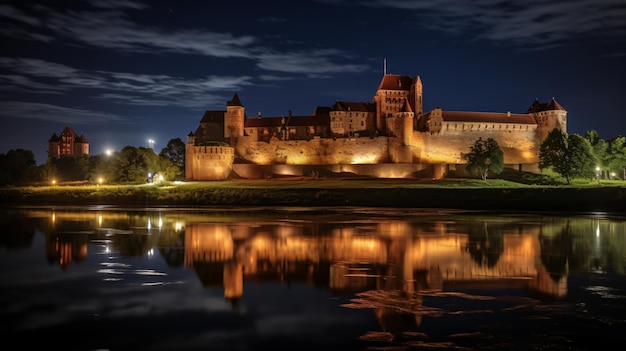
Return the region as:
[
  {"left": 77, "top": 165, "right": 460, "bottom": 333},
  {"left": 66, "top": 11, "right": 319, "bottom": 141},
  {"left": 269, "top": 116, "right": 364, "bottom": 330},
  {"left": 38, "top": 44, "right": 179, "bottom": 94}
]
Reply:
[{"left": 185, "top": 143, "right": 234, "bottom": 180}]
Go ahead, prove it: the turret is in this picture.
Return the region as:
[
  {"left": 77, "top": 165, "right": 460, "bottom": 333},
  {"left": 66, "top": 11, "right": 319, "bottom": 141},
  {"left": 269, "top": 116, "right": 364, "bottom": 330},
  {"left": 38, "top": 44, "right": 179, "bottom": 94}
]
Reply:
[
  {"left": 410, "top": 76, "right": 423, "bottom": 116},
  {"left": 224, "top": 92, "right": 245, "bottom": 142},
  {"left": 386, "top": 98, "right": 415, "bottom": 145},
  {"left": 528, "top": 98, "right": 567, "bottom": 142}
]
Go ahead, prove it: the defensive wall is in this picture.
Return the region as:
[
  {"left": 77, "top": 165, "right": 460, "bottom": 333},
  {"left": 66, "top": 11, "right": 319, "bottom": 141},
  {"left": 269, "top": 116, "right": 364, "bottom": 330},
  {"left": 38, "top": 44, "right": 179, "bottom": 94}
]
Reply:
[
  {"left": 230, "top": 125, "right": 541, "bottom": 179},
  {"left": 185, "top": 144, "right": 235, "bottom": 181}
]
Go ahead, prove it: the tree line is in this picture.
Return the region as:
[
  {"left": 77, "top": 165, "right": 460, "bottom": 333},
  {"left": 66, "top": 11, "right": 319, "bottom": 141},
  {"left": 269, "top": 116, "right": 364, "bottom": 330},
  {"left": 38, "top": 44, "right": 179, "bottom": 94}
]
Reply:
[{"left": 0, "top": 138, "right": 185, "bottom": 186}]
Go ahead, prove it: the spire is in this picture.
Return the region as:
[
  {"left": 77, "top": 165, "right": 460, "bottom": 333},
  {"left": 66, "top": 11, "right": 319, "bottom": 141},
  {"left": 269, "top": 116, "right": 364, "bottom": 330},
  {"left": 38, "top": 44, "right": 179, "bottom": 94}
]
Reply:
[
  {"left": 227, "top": 92, "right": 243, "bottom": 107},
  {"left": 401, "top": 98, "right": 413, "bottom": 113},
  {"left": 383, "top": 58, "right": 387, "bottom": 75}
]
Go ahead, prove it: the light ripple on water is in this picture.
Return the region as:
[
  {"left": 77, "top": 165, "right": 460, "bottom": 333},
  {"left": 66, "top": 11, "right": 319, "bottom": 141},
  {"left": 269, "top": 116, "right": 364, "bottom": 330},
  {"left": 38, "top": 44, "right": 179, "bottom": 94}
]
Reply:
[{"left": 585, "top": 285, "right": 626, "bottom": 299}]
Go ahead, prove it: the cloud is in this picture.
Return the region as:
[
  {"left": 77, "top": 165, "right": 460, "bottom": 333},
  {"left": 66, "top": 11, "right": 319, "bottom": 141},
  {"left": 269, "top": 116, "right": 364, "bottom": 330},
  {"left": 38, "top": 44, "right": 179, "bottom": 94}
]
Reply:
[
  {"left": 0, "top": 101, "right": 127, "bottom": 124},
  {"left": 351, "top": 0, "right": 626, "bottom": 48},
  {"left": 0, "top": 2, "right": 372, "bottom": 79},
  {"left": 256, "top": 50, "right": 370, "bottom": 76},
  {"left": 0, "top": 57, "right": 253, "bottom": 108}
]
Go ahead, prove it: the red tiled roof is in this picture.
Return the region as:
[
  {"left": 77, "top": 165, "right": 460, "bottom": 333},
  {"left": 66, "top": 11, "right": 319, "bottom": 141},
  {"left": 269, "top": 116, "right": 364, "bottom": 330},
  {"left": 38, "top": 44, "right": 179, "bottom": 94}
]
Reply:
[
  {"left": 314, "top": 106, "right": 331, "bottom": 115},
  {"left": 441, "top": 111, "right": 536, "bottom": 124},
  {"left": 526, "top": 98, "right": 566, "bottom": 113},
  {"left": 331, "top": 101, "right": 376, "bottom": 112},
  {"left": 200, "top": 110, "right": 226, "bottom": 123},
  {"left": 245, "top": 114, "right": 330, "bottom": 128},
  {"left": 62, "top": 125, "right": 78, "bottom": 138},
  {"left": 377, "top": 74, "right": 413, "bottom": 90}
]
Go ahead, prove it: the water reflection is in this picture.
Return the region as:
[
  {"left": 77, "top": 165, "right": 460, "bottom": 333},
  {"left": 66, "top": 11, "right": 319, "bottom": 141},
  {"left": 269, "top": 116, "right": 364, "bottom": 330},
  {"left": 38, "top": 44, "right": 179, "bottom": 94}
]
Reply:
[{"left": 1, "top": 207, "right": 625, "bottom": 350}]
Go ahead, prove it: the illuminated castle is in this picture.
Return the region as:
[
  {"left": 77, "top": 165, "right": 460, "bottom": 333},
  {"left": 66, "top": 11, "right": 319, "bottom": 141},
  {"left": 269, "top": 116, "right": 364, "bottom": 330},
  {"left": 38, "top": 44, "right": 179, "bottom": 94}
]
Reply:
[{"left": 186, "top": 73, "right": 566, "bottom": 180}]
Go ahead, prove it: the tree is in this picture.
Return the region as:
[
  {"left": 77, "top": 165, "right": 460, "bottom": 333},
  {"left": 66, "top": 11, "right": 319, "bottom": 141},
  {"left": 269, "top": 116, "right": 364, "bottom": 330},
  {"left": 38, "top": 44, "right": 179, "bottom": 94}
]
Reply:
[
  {"left": 585, "top": 130, "right": 608, "bottom": 177},
  {"left": 112, "top": 146, "right": 160, "bottom": 183},
  {"left": 539, "top": 128, "right": 596, "bottom": 184},
  {"left": 606, "top": 136, "right": 626, "bottom": 179},
  {"left": 50, "top": 154, "right": 90, "bottom": 182},
  {"left": 462, "top": 137, "right": 504, "bottom": 180},
  {"left": 159, "top": 138, "right": 185, "bottom": 181},
  {"left": 0, "top": 149, "right": 37, "bottom": 185}
]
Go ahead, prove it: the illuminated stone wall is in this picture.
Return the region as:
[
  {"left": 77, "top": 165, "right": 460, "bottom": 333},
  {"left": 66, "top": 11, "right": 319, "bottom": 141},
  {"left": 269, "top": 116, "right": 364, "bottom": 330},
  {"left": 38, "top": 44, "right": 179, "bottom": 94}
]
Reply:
[
  {"left": 404, "top": 127, "right": 539, "bottom": 165},
  {"left": 235, "top": 136, "right": 389, "bottom": 165},
  {"left": 185, "top": 145, "right": 235, "bottom": 180}
]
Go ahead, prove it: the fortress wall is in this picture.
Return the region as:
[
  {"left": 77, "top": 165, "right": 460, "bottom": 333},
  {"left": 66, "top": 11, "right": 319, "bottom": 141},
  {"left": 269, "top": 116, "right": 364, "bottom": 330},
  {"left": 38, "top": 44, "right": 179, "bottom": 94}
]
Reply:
[
  {"left": 186, "top": 145, "right": 234, "bottom": 181},
  {"left": 407, "top": 128, "right": 539, "bottom": 164},
  {"left": 235, "top": 136, "right": 389, "bottom": 165}
]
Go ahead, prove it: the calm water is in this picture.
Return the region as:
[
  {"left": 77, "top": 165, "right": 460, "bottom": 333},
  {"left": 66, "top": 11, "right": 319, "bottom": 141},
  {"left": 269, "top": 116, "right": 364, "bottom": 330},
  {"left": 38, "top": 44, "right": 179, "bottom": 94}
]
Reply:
[{"left": 1, "top": 206, "right": 626, "bottom": 350}]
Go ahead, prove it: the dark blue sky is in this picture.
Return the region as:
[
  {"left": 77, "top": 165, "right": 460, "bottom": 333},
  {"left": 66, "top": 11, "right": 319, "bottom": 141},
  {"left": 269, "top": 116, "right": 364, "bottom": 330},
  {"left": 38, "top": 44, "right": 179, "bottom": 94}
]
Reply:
[{"left": 1, "top": 0, "right": 625, "bottom": 164}]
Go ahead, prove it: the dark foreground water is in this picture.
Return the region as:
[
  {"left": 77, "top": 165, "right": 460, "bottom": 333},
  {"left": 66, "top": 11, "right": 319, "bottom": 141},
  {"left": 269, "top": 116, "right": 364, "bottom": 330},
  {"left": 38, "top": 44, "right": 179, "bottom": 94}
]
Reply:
[{"left": 1, "top": 206, "right": 625, "bottom": 350}]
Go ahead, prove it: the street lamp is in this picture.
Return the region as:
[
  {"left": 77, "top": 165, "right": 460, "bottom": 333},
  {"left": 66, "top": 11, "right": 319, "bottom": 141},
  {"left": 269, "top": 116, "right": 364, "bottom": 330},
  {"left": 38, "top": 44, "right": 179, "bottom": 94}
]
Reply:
[{"left": 148, "top": 139, "right": 155, "bottom": 149}]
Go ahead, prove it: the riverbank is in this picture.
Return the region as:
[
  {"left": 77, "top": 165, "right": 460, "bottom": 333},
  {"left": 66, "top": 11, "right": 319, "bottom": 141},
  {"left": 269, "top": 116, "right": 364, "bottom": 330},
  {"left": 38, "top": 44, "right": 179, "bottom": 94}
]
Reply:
[{"left": 1, "top": 179, "right": 624, "bottom": 213}]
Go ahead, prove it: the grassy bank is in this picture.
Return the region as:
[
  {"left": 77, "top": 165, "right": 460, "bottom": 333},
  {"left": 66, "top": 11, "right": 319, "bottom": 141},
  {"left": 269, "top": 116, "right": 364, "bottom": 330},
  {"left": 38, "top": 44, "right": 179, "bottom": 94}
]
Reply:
[{"left": 1, "top": 178, "right": 624, "bottom": 213}]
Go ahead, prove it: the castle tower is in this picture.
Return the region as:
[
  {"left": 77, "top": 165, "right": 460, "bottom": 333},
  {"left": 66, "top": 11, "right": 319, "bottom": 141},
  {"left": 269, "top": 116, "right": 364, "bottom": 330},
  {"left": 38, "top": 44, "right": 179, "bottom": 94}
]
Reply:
[
  {"left": 528, "top": 98, "right": 567, "bottom": 142},
  {"left": 386, "top": 98, "right": 415, "bottom": 145},
  {"left": 185, "top": 131, "right": 196, "bottom": 180},
  {"left": 374, "top": 74, "right": 412, "bottom": 135},
  {"left": 224, "top": 92, "right": 245, "bottom": 143},
  {"left": 409, "top": 76, "right": 423, "bottom": 116},
  {"left": 74, "top": 134, "right": 89, "bottom": 155},
  {"left": 48, "top": 133, "right": 60, "bottom": 159}
]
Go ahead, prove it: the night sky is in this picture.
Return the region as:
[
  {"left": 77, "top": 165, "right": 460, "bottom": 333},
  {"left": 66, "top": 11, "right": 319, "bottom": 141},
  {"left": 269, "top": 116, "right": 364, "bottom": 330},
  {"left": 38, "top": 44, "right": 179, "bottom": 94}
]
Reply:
[{"left": 1, "top": 0, "right": 625, "bottom": 165}]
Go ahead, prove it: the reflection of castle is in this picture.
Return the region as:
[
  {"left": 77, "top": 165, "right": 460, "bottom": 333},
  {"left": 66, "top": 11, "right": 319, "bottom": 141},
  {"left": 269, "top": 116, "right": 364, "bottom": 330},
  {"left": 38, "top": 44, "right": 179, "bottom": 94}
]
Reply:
[
  {"left": 186, "top": 73, "right": 566, "bottom": 180},
  {"left": 45, "top": 234, "right": 88, "bottom": 270},
  {"left": 183, "top": 221, "right": 567, "bottom": 306}
]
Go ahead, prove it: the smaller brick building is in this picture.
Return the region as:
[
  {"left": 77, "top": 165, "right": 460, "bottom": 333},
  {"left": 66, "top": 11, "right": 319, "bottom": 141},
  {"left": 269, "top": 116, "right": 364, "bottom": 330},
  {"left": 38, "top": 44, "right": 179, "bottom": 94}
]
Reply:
[{"left": 48, "top": 126, "right": 89, "bottom": 160}]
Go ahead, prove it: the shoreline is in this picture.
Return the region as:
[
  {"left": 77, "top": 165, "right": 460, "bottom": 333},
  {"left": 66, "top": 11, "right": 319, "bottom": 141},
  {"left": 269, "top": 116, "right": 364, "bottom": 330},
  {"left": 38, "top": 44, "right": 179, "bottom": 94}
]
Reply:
[{"left": 1, "top": 182, "right": 625, "bottom": 214}]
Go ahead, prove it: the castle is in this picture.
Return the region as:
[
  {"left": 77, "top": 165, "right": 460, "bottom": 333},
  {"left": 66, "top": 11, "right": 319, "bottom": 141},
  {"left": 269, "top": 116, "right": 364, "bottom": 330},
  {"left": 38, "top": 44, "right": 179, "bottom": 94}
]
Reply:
[
  {"left": 47, "top": 126, "right": 89, "bottom": 160},
  {"left": 186, "top": 73, "right": 566, "bottom": 180}
]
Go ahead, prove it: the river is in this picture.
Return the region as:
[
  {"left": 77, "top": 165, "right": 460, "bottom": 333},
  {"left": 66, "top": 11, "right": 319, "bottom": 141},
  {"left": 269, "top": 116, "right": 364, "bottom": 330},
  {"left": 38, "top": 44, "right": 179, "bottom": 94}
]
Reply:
[{"left": 1, "top": 206, "right": 625, "bottom": 350}]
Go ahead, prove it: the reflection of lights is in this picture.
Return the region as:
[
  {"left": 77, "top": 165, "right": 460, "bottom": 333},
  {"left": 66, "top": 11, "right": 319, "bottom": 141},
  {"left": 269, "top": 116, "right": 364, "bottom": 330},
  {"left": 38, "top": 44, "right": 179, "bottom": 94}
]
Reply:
[
  {"left": 98, "top": 215, "right": 103, "bottom": 227},
  {"left": 158, "top": 216, "right": 163, "bottom": 229},
  {"left": 174, "top": 222, "right": 184, "bottom": 232},
  {"left": 148, "top": 249, "right": 154, "bottom": 257},
  {"left": 147, "top": 219, "right": 151, "bottom": 230},
  {"left": 105, "top": 244, "right": 111, "bottom": 254},
  {"left": 51, "top": 213, "right": 56, "bottom": 224}
]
